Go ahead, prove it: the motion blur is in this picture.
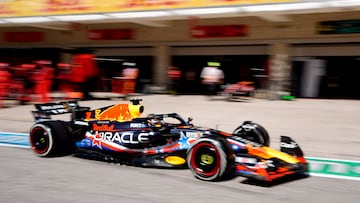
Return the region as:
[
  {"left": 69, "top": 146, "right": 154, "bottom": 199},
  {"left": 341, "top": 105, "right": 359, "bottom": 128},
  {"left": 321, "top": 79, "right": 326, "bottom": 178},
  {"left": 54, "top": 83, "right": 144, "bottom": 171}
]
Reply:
[{"left": 0, "top": 0, "right": 359, "bottom": 108}]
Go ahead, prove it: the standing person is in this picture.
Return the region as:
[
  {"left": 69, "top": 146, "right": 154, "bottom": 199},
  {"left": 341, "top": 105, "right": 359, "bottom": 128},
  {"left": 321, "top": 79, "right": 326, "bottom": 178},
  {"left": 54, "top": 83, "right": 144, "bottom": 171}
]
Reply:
[
  {"left": 200, "top": 62, "right": 224, "bottom": 97},
  {"left": 33, "top": 60, "right": 54, "bottom": 103},
  {"left": 57, "top": 63, "right": 73, "bottom": 99},
  {"left": 0, "top": 63, "right": 11, "bottom": 107},
  {"left": 17, "top": 64, "right": 36, "bottom": 104},
  {"left": 167, "top": 66, "right": 182, "bottom": 95},
  {"left": 72, "top": 50, "right": 99, "bottom": 99},
  {"left": 69, "top": 63, "right": 86, "bottom": 99},
  {"left": 184, "top": 68, "right": 197, "bottom": 93},
  {"left": 121, "top": 62, "right": 139, "bottom": 94}
]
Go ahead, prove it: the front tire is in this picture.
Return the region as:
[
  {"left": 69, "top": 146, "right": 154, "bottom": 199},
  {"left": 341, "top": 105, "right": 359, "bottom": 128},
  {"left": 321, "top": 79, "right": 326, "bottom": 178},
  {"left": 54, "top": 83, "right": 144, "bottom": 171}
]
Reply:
[
  {"left": 29, "top": 121, "right": 71, "bottom": 157},
  {"left": 187, "top": 136, "right": 234, "bottom": 181}
]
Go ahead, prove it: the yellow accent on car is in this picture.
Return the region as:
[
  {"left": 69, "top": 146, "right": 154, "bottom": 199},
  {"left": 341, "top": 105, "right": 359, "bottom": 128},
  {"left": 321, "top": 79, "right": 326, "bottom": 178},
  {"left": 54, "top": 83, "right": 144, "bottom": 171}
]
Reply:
[
  {"left": 262, "top": 147, "right": 299, "bottom": 164},
  {"left": 201, "top": 154, "right": 214, "bottom": 165},
  {"left": 128, "top": 104, "right": 144, "bottom": 118},
  {"left": 165, "top": 156, "right": 186, "bottom": 165}
]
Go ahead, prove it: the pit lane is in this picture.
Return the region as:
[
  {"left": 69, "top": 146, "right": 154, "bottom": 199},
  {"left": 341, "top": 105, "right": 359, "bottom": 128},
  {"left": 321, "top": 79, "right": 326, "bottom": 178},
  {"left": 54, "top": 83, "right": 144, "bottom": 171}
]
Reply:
[
  {"left": 0, "top": 95, "right": 360, "bottom": 202},
  {"left": 0, "top": 147, "right": 359, "bottom": 202}
]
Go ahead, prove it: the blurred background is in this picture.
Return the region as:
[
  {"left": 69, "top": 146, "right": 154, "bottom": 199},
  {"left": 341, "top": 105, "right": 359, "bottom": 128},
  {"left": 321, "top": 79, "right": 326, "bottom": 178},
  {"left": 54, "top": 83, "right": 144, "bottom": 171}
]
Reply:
[{"left": 0, "top": 0, "right": 359, "bottom": 105}]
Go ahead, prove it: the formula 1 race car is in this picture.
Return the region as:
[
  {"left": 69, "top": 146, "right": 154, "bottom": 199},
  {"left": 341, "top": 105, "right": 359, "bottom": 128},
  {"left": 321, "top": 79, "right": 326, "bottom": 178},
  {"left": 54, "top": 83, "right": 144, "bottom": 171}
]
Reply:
[
  {"left": 29, "top": 99, "right": 308, "bottom": 182},
  {"left": 220, "top": 81, "right": 255, "bottom": 101}
]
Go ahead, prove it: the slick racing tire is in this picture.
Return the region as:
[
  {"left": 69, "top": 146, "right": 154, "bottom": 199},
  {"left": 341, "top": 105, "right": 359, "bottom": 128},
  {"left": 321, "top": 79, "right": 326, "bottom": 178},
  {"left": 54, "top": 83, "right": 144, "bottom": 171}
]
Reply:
[
  {"left": 187, "top": 136, "right": 234, "bottom": 181},
  {"left": 233, "top": 121, "right": 270, "bottom": 146},
  {"left": 29, "top": 121, "right": 71, "bottom": 157}
]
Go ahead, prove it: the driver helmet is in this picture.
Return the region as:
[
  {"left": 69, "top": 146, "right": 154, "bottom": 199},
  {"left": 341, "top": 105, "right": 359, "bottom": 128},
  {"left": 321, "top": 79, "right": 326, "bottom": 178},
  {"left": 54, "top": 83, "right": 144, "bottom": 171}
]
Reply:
[{"left": 149, "top": 118, "right": 163, "bottom": 128}]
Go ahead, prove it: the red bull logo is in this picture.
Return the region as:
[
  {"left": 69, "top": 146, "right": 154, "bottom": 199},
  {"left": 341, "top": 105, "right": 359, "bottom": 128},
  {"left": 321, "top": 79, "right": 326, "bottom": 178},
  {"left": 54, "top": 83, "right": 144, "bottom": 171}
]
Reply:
[
  {"left": 93, "top": 124, "right": 115, "bottom": 131},
  {"left": 85, "top": 103, "right": 143, "bottom": 122}
]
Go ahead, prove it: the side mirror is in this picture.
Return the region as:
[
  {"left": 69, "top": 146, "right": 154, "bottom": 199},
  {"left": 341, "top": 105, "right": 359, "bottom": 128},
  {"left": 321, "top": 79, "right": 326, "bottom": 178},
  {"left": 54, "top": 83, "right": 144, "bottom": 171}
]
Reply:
[{"left": 187, "top": 117, "right": 193, "bottom": 124}]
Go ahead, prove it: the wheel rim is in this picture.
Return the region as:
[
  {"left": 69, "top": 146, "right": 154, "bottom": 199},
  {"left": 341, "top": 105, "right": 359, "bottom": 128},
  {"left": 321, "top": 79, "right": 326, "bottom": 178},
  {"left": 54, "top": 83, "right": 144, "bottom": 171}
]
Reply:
[
  {"left": 30, "top": 126, "right": 51, "bottom": 155},
  {"left": 190, "top": 142, "right": 221, "bottom": 178}
]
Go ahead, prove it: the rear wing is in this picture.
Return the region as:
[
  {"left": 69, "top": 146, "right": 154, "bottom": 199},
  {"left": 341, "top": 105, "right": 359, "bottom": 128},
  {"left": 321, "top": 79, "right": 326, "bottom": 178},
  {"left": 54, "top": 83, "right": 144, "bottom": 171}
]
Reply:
[{"left": 31, "top": 101, "right": 90, "bottom": 122}]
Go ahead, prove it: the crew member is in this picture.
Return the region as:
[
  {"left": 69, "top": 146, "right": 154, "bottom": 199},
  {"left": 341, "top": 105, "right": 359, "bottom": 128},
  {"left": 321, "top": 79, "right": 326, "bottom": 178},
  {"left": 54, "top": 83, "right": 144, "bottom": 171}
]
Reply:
[
  {"left": 121, "top": 62, "right": 139, "bottom": 94},
  {"left": 57, "top": 63, "right": 73, "bottom": 99},
  {"left": 71, "top": 50, "right": 99, "bottom": 99},
  {"left": 33, "top": 60, "right": 54, "bottom": 103},
  {"left": 200, "top": 62, "right": 224, "bottom": 96},
  {"left": 167, "top": 66, "right": 182, "bottom": 95},
  {"left": 0, "top": 63, "right": 11, "bottom": 107}
]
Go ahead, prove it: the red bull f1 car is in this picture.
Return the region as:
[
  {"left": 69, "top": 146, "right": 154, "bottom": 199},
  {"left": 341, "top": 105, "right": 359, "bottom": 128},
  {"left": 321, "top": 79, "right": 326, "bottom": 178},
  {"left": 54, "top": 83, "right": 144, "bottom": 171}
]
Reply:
[{"left": 29, "top": 99, "right": 308, "bottom": 182}]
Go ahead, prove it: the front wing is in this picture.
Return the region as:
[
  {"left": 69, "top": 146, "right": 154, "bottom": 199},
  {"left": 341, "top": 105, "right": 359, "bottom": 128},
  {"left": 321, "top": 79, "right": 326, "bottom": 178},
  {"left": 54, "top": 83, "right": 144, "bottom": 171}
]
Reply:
[
  {"left": 232, "top": 136, "right": 308, "bottom": 181},
  {"left": 234, "top": 158, "right": 308, "bottom": 181}
]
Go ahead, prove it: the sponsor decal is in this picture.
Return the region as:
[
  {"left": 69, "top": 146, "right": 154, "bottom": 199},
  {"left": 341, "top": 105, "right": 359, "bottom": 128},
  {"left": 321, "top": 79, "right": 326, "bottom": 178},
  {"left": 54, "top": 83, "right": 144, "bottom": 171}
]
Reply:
[
  {"left": 122, "top": 0, "right": 186, "bottom": 8},
  {"left": 88, "top": 131, "right": 151, "bottom": 149},
  {"left": 0, "top": 0, "right": 297, "bottom": 18},
  {"left": 255, "top": 160, "right": 275, "bottom": 168},
  {"left": 178, "top": 132, "right": 195, "bottom": 149},
  {"left": 95, "top": 120, "right": 111, "bottom": 124},
  {"left": 317, "top": 19, "right": 360, "bottom": 34},
  {"left": 35, "top": 102, "right": 78, "bottom": 114},
  {"left": 38, "top": 104, "right": 64, "bottom": 111},
  {"left": 280, "top": 141, "right": 298, "bottom": 149},
  {"left": 87, "top": 104, "right": 133, "bottom": 121},
  {"left": 230, "top": 135, "right": 261, "bottom": 147},
  {"left": 92, "top": 124, "right": 115, "bottom": 131},
  {"left": 242, "top": 124, "right": 255, "bottom": 131},
  {"left": 191, "top": 25, "right": 248, "bottom": 38},
  {"left": 235, "top": 157, "right": 257, "bottom": 164},
  {"left": 43, "top": 0, "right": 90, "bottom": 12},
  {"left": 88, "top": 29, "right": 134, "bottom": 40},
  {"left": 184, "top": 131, "right": 202, "bottom": 138},
  {"left": 74, "top": 121, "right": 88, "bottom": 126},
  {"left": 130, "top": 123, "right": 146, "bottom": 128}
]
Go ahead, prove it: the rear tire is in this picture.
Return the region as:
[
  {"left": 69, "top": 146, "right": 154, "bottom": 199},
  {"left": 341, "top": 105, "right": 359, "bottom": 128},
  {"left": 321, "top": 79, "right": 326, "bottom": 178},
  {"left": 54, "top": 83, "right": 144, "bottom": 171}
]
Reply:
[
  {"left": 187, "top": 136, "right": 234, "bottom": 181},
  {"left": 29, "top": 121, "right": 71, "bottom": 157}
]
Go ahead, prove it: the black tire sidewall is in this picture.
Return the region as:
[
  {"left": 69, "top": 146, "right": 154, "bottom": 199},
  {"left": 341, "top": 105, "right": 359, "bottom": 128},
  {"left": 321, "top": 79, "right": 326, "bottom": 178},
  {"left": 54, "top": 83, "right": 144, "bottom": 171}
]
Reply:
[
  {"left": 29, "top": 121, "right": 70, "bottom": 157},
  {"left": 187, "top": 136, "right": 233, "bottom": 181},
  {"left": 29, "top": 123, "right": 54, "bottom": 157}
]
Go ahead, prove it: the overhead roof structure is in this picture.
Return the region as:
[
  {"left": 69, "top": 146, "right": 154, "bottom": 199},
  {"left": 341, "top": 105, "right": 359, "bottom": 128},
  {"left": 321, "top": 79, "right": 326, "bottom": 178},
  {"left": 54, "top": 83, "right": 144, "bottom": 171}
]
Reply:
[{"left": 0, "top": 0, "right": 359, "bottom": 29}]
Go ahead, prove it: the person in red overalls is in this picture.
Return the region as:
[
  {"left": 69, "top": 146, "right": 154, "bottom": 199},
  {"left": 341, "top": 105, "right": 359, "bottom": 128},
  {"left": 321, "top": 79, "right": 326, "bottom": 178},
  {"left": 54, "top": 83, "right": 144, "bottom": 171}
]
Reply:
[
  {"left": 33, "top": 60, "right": 54, "bottom": 103},
  {"left": 71, "top": 51, "right": 99, "bottom": 99},
  {"left": 15, "top": 64, "right": 36, "bottom": 104},
  {"left": 0, "top": 63, "right": 11, "bottom": 108},
  {"left": 57, "top": 63, "right": 73, "bottom": 99}
]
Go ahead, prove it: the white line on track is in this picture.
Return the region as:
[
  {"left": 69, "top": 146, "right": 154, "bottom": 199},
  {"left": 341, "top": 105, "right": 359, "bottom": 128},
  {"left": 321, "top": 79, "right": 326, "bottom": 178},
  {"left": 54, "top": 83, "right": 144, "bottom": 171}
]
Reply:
[{"left": 310, "top": 173, "right": 360, "bottom": 181}]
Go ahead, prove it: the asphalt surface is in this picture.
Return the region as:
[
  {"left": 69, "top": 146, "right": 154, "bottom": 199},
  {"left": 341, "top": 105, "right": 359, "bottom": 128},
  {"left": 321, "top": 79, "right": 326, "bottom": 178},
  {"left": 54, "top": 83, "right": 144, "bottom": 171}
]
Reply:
[
  {"left": 1, "top": 95, "right": 360, "bottom": 202},
  {"left": 1, "top": 147, "right": 359, "bottom": 203}
]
